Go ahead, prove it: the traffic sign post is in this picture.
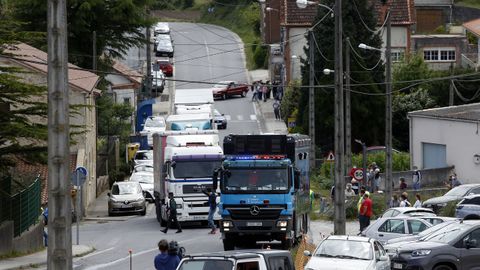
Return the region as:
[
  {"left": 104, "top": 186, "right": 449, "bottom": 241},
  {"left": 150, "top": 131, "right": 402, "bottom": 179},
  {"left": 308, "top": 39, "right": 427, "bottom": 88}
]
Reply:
[
  {"left": 74, "top": 167, "right": 87, "bottom": 245},
  {"left": 353, "top": 168, "right": 364, "bottom": 182}
]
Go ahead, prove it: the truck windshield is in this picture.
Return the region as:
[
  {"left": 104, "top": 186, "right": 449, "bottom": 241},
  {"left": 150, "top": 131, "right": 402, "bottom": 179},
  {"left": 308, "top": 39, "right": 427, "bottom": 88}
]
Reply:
[
  {"left": 223, "top": 168, "right": 289, "bottom": 193},
  {"left": 173, "top": 160, "right": 222, "bottom": 179},
  {"left": 178, "top": 259, "right": 233, "bottom": 270}
]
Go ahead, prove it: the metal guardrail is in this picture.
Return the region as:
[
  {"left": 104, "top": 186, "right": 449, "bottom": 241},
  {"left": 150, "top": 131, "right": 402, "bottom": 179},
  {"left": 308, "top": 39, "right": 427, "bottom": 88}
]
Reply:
[{"left": 0, "top": 176, "right": 41, "bottom": 237}]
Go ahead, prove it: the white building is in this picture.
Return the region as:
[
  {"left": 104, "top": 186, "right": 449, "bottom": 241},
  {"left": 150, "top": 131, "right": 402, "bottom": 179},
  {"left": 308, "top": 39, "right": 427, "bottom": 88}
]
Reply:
[{"left": 408, "top": 103, "right": 480, "bottom": 184}]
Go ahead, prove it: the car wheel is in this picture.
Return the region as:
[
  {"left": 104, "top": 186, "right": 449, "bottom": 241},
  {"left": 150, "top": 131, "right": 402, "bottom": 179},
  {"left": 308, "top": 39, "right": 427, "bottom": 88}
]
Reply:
[
  {"left": 222, "top": 124, "right": 227, "bottom": 129},
  {"left": 433, "top": 265, "right": 454, "bottom": 270},
  {"left": 241, "top": 91, "right": 246, "bottom": 97},
  {"left": 140, "top": 207, "right": 146, "bottom": 216},
  {"left": 222, "top": 93, "right": 227, "bottom": 100}
]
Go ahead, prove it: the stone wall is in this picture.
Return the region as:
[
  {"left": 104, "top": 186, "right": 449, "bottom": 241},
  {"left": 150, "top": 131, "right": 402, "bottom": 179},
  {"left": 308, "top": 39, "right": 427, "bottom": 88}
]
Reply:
[
  {"left": 0, "top": 220, "right": 44, "bottom": 255},
  {"left": 379, "top": 166, "right": 454, "bottom": 190},
  {"left": 0, "top": 221, "right": 14, "bottom": 255}
]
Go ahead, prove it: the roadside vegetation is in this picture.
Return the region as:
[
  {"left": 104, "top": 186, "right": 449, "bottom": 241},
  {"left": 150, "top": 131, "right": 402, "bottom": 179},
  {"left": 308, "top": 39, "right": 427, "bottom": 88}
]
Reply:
[{"left": 455, "top": 0, "right": 480, "bottom": 9}]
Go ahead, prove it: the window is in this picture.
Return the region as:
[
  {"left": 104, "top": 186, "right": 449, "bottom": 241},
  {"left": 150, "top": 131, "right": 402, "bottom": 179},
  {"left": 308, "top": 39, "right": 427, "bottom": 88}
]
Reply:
[
  {"left": 460, "top": 197, "right": 480, "bottom": 205},
  {"left": 268, "top": 256, "right": 292, "bottom": 270},
  {"left": 123, "top": 97, "right": 131, "bottom": 104},
  {"left": 423, "top": 48, "right": 456, "bottom": 62},
  {"left": 378, "top": 219, "right": 405, "bottom": 234},
  {"left": 422, "top": 218, "right": 444, "bottom": 226},
  {"left": 391, "top": 50, "right": 404, "bottom": 62},
  {"left": 462, "top": 229, "right": 480, "bottom": 248},
  {"left": 237, "top": 261, "right": 260, "bottom": 270},
  {"left": 408, "top": 220, "right": 428, "bottom": 234}
]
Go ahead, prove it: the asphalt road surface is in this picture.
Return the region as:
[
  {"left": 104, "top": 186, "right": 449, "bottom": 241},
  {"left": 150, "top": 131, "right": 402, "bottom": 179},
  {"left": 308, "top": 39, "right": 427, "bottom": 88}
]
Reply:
[{"left": 68, "top": 23, "right": 261, "bottom": 270}]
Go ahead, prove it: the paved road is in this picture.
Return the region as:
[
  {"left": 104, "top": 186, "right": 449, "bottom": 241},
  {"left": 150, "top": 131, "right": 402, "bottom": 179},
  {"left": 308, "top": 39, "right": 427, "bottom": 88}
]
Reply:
[{"left": 67, "top": 23, "right": 261, "bottom": 270}]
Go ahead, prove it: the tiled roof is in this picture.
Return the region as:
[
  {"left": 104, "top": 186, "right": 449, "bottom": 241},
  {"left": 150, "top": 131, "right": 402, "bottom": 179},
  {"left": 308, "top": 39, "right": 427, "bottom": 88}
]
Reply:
[
  {"left": 463, "top": 18, "right": 480, "bottom": 38},
  {"left": 409, "top": 103, "right": 480, "bottom": 122},
  {"left": 281, "top": 0, "right": 318, "bottom": 26},
  {"left": 371, "top": 0, "right": 416, "bottom": 26},
  {"left": 3, "top": 43, "right": 100, "bottom": 92},
  {"left": 14, "top": 154, "right": 77, "bottom": 204},
  {"left": 112, "top": 60, "right": 142, "bottom": 84}
]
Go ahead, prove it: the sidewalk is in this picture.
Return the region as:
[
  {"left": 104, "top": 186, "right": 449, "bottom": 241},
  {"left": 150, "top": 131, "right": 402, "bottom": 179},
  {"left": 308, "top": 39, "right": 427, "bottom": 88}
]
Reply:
[{"left": 0, "top": 245, "right": 94, "bottom": 270}]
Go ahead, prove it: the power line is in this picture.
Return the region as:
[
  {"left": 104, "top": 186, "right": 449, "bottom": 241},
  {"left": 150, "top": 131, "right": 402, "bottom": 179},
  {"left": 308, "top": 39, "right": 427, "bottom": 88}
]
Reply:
[
  {"left": 347, "top": 39, "right": 383, "bottom": 71},
  {"left": 351, "top": 0, "right": 389, "bottom": 34}
]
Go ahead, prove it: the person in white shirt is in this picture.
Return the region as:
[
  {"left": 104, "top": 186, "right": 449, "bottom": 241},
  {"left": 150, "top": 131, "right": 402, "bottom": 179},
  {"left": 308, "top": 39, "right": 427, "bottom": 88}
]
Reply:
[
  {"left": 399, "top": 192, "right": 411, "bottom": 207},
  {"left": 413, "top": 194, "right": 422, "bottom": 208}
]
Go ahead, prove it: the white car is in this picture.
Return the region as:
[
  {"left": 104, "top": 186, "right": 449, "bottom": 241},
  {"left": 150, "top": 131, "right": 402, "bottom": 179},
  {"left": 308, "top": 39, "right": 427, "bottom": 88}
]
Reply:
[
  {"left": 129, "top": 170, "right": 154, "bottom": 202},
  {"left": 304, "top": 235, "right": 390, "bottom": 270},
  {"left": 361, "top": 217, "right": 433, "bottom": 244},
  {"left": 132, "top": 150, "right": 153, "bottom": 167},
  {"left": 153, "top": 22, "right": 170, "bottom": 35},
  {"left": 140, "top": 116, "right": 166, "bottom": 147},
  {"left": 154, "top": 34, "right": 172, "bottom": 49}
]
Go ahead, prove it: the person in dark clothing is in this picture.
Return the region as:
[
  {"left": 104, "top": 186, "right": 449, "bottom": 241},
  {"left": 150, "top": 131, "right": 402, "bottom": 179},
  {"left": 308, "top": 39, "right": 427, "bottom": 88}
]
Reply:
[
  {"left": 161, "top": 192, "right": 182, "bottom": 234},
  {"left": 202, "top": 188, "right": 217, "bottom": 234},
  {"left": 154, "top": 239, "right": 180, "bottom": 270}
]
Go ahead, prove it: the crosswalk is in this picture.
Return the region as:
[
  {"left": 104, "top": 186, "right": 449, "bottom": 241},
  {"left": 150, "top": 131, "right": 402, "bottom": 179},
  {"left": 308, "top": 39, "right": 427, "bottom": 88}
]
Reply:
[{"left": 225, "top": 114, "right": 257, "bottom": 122}]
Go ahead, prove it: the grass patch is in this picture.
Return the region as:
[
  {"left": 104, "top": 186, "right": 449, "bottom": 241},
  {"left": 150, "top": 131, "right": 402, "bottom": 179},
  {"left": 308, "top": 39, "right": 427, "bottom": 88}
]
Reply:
[
  {"left": 455, "top": 0, "right": 480, "bottom": 9},
  {"left": 0, "top": 247, "right": 45, "bottom": 260}
]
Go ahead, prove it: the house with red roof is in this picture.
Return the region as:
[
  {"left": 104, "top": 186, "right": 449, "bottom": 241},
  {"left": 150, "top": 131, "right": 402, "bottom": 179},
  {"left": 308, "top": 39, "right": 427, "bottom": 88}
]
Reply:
[{"left": 0, "top": 43, "right": 100, "bottom": 210}]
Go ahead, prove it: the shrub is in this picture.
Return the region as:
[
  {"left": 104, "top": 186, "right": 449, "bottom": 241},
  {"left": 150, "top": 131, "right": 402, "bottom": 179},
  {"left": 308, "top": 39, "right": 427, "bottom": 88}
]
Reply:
[{"left": 253, "top": 45, "right": 267, "bottom": 69}]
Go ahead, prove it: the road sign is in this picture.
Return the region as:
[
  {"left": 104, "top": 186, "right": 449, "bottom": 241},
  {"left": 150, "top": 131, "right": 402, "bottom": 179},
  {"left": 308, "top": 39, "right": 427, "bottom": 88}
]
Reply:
[
  {"left": 353, "top": 168, "right": 364, "bottom": 181},
  {"left": 326, "top": 151, "right": 335, "bottom": 161},
  {"left": 152, "top": 63, "right": 160, "bottom": 72},
  {"left": 71, "top": 171, "right": 87, "bottom": 186},
  {"left": 76, "top": 166, "right": 88, "bottom": 177}
]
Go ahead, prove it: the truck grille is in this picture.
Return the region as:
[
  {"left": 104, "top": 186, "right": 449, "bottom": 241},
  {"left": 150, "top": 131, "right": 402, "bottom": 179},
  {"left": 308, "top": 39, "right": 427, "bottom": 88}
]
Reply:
[
  {"left": 225, "top": 204, "right": 285, "bottom": 220},
  {"left": 183, "top": 184, "right": 213, "bottom": 194}
]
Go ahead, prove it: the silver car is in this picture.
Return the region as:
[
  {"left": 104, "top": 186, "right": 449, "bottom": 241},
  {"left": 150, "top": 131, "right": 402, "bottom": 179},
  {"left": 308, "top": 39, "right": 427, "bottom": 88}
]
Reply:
[
  {"left": 133, "top": 150, "right": 153, "bottom": 167},
  {"left": 108, "top": 181, "right": 146, "bottom": 216},
  {"left": 381, "top": 207, "right": 435, "bottom": 218},
  {"left": 129, "top": 171, "right": 154, "bottom": 202},
  {"left": 362, "top": 217, "right": 433, "bottom": 244},
  {"left": 304, "top": 235, "right": 390, "bottom": 270}
]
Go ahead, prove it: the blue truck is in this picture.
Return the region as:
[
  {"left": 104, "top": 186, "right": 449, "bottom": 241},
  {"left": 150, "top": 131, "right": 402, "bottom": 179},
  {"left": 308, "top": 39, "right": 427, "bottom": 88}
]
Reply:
[{"left": 213, "top": 134, "right": 311, "bottom": 250}]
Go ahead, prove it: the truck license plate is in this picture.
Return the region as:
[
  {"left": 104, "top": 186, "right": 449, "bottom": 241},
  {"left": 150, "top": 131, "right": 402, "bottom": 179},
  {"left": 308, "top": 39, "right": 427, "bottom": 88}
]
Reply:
[
  {"left": 393, "top": 263, "right": 403, "bottom": 269},
  {"left": 247, "top": 222, "right": 262, "bottom": 227}
]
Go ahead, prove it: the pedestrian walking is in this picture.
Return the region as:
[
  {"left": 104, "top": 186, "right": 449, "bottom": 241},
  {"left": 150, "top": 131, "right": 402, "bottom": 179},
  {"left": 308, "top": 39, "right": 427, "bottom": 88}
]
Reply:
[
  {"left": 262, "top": 83, "right": 268, "bottom": 102},
  {"left": 412, "top": 167, "right": 422, "bottom": 190},
  {"left": 399, "top": 192, "right": 411, "bottom": 207},
  {"left": 273, "top": 100, "right": 281, "bottom": 120},
  {"left": 251, "top": 81, "right": 257, "bottom": 102},
  {"left": 272, "top": 81, "right": 278, "bottom": 99},
  {"left": 161, "top": 192, "right": 182, "bottom": 234},
  {"left": 266, "top": 80, "right": 272, "bottom": 99},
  {"left": 154, "top": 239, "right": 180, "bottom": 270},
  {"left": 389, "top": 194, "right": 400, "bottom": 208},
  {"left": 202, "top": 188, "right": 217, "bottom": 234},
  {"left": 413, "top": 194, "right": 422, "bottom": 208},
  {"left": 359, "top": 192, "right": 373, "bottom": 232}
]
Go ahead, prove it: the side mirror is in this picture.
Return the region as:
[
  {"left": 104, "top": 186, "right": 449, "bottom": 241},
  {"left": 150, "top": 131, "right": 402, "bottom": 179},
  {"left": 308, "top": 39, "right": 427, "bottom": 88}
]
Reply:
[
  {"left": 107, "top": 192, "right": 111, "bottom": 197},
  {"left": 294, "top": 169, "right": 300, "bottom": 189},
  {"left": 221, "top": 114, "right": 225, "bottom": 116},
  {"left": 464, "top": 238, "right": 477, "bottom": 249},
  {"left": 378, "top": 255, "right": 388, "bottom": 261},
  {"left": 170, "top": 161, "right": 176, "bottom": 169},
  {"left": 303, "top": 250, "right": 311, "bottom": 257}
]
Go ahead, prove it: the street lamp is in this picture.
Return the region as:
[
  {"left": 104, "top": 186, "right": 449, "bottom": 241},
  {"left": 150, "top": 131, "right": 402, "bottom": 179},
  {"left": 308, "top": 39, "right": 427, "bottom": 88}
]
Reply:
[
  {"left": 358, "top": 43, "right": 383, "bottom": 51},
  {"left": 297, "top": 0, "right": 345, "bottom": 235},
  {"left": 323, "top": 68, "right": 333, "bottom": 75}
]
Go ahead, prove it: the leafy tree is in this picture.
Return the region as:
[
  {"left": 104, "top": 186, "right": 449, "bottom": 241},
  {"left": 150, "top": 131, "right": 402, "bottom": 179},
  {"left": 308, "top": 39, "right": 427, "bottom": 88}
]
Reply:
[
  {"left": 12, "top": 0, "right": 155, "bottom": 68},
  {"left": 96, "top": 93, "right": 134, "bottom": 140},
  {"left": 298, "top": 0, "right": 385, "bottom": 155}
]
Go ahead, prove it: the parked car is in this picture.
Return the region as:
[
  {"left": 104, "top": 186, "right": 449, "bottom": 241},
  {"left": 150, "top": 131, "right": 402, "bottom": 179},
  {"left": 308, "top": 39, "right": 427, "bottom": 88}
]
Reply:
[
  {"left": 140, "top": 116, "right": 166, "bottom": 147},
  {"left": 155, "top": 39, "right": 174, "bottom": 57},
  {"left": 108, "top": 181, "right": 146, "bottom": 216},
  {"left": 303, "top": 235, "right": 390, "bottom": 270},
  {"left": 423, "top": 184, "right": 480, "bottom": 213},
  {"left": 420, "top": 216, "right": 457, "bottom": 226},
  {"left": 155, "top": 58, "right": 173, "bottom": 77},
  {"left": 129, "top": 170, "right": 154, "bottom": 202},
  {"left": 366, "top": 146, "right": 400, "bottom": 154},
  {"left": 152, "top": 69, "right": 165, "bottom": 94},
  {"left": 133, "top": 164, "right": 153, "bottom": 173},
  {"left": 384, "top": 220, "right": 459, "bottom": 257},
  {"left": 211, "top": 81, "right": 249, "bottom": 99},
  {"left": 456, "top": 194, "right": 480, "bottom": 220},
  {"left": 381, "top": 207, "right": 435, "bottom": 218},
  {"left": 132, "top": 150, "right": 153, "bottom": 167},
  {"left": 153, "top": 22, "right": 170, "bottom": 35},
  {"left": 361, "top": 217, "right": 433, "bottom": 243},
  {"left": 214, "top": 109, "right": 227, "bottom": 129},
  {"left": 153, "top": 34, "right": 172, "bottom": 51},
  {"left": 390, "top": 220, "right": 480, "bottom": 270}
]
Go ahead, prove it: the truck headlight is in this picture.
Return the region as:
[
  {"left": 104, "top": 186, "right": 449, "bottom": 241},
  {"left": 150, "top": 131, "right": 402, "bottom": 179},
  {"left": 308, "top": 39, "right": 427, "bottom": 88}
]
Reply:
[
  {"left": 223, "top": 221, "right": 232, "bottom": 228},
  {"left": 276, "top": 220, "right": 288, "bottom": 227},
  {"left": 411, "top": 250, "right": 431, "bottom": 257}
]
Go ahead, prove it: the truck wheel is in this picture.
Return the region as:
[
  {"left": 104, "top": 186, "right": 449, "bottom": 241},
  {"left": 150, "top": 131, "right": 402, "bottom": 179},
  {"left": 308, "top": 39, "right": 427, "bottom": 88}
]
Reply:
[
  {"left": 222, "top": 93, "right": 227, "bottom": 100},
  {"left": 241, "top": 91, "right": 246, "bottom": 97},
  {"left": 223, "top": 238, "right": 235, "bottom": 251}
]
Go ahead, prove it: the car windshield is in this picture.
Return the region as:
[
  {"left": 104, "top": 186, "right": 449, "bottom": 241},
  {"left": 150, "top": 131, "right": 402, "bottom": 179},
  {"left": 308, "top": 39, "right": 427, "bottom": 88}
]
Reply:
[
  {"left": 421, "top": 223, "right": 469, "bottom": 243},
  {"left": 173, "top": 160, "right": 222, "bottom": 179},
  {"left": 145, "top": 118, "right": 165, "bottom": 128},
  {"left": 131, "top": 174, "right": 153, "bottom": 184},
  {"left": 112, "top": 183, "right": 140, "bottom": 195},
  {"left": 134, "top": 166, "right": 154, "bottom": 173},
  {"left": 135, "top": 151, "right": 153, "bottom": 160},
  {"left": 213, "top": 82, "right": 230, "bottom": 88},
  {"left": 444, "top": 186, "right": 472, "bottom": 197},
  {"left": 178, "top": 259, "right": 233, "bottom": 270},
  {"left": 417, "top": 221, "right": 455, "bottom": 237},
  {"left": 314, "top": 239, "right": 373, "bottom": 260},
  {"left": 214, "top": 110, "right": 222, "bottom": 117},
  {"left": 223, "top": 168, "right": 289, "bottom": 193}
]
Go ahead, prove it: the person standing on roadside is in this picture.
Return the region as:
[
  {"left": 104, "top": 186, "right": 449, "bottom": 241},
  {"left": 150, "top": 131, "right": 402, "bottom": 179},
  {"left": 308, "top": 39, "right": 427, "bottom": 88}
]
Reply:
[
  {"left": 413, "top": 194, "right": 422, "bottom": 208},
  {"left": 154, "top": 239, "right": 180, "bottom": 270},
  {"left": 412, "top": 167, "right": 422, "bottom": 191},
  {"left": 273, "top": 99, "right": 281, "bottom": 120},
  {"left": 262, "top": 82, "right": 268, "bottom": 102},
  {"left": 357, "top": 188, "right": 366, "bottom": 232},
  {"left": 399, "top": 192, "right": 411, "bottom": 207},
  {"left": 161, "top": 192, "right": 182, "bottom": 234},
  {"left": 359, "top": 192, "right": 373, "bottom": 232},
  {"left": 202, "top": 188, "right": 217, "bottom": 234}
]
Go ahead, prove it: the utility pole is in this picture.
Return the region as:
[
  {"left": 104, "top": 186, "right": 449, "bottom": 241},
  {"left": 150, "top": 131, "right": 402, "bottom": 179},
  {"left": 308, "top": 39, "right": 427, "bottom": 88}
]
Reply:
[
  {"left": 385, "top": 9, "right": 393, "bottom": 208},
  {"left": 309, "top": 30, "right": 316, "bottom": 169},
  {"left": 47, "top": 0, "right": 72, "bottom": 269},
  {"left": 345, "top": 37, "right": 351, "bottom": 177},
  {"left": 146, "top": 21, "right": 152, "bottom": 100},
  {"left": 333, "top": 0, "right": 345, "bottom": 235},
  {"left": 92, "top": 31, "right": 97, "bottom": 71},
  {"left": 449, "top": 64, "right": 454, "bottom": 106}
]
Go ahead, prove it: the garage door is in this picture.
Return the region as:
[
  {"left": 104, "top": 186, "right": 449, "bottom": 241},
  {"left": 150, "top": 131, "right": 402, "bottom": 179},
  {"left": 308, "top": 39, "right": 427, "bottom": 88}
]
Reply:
[{"left": 422, "top": 142, "right": 447, "bottom": 169}]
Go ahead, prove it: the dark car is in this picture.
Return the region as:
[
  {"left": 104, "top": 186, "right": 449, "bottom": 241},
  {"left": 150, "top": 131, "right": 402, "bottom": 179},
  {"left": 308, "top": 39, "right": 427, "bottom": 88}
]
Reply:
[
  {"left": 214, "top": 109, "right": 227, "bottom": 129},
  {"left": 423, "top": 184, "right": 480, "bottom": 213},
  {"left": 155, "top": 58, "right": 173, "bottom": 77},
  {"left": 155, "top": 39, "right": 174, "bottom": 58},
  {"left": 390, "top": 220, "right": 480, "bottom": 270},
  {"left": 456, "top": 194, "right": 480, "bottom": 220}
]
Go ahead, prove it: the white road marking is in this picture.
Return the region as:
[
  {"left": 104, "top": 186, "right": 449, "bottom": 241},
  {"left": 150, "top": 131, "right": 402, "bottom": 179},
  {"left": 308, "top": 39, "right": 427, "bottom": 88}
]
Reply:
[
  {"left": 204, "top": 39, "right": 213, "bottom": 77},
  {"left": 78, "top": 247, "right": 115, "bottom": 260},
  {"left": 250, "top": 114, "right": 257, "bottom": 121},
  {"left": 237, "top": 115, "right": 244, "bottom": 121}
]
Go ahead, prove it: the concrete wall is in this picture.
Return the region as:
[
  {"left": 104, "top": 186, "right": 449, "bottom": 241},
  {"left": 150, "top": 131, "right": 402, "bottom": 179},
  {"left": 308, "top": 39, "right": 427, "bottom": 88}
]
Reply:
[
  {"left": 411, "top": 35, "right": 467, "bottom": 70},
  {"left": 410, "top": 116, "right": 480, "bottom": 183},
  {"left": 378, "top": 166, "right": 454, "bottom": 190},
  {"left": 288, "top": 27, "right": 308, "bottom": 81},
  {"left": 0, "top": 221, "right": 14, "bottom": 255},
  {"left": 12, "top": 221, "right": 44, "bottom": 254}
]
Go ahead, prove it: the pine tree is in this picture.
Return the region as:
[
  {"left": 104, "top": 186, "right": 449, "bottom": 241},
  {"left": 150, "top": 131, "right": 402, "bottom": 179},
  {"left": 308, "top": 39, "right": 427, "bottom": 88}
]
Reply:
[{"left": 298, "top": 0, "right": 386, "bottom": 153}]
